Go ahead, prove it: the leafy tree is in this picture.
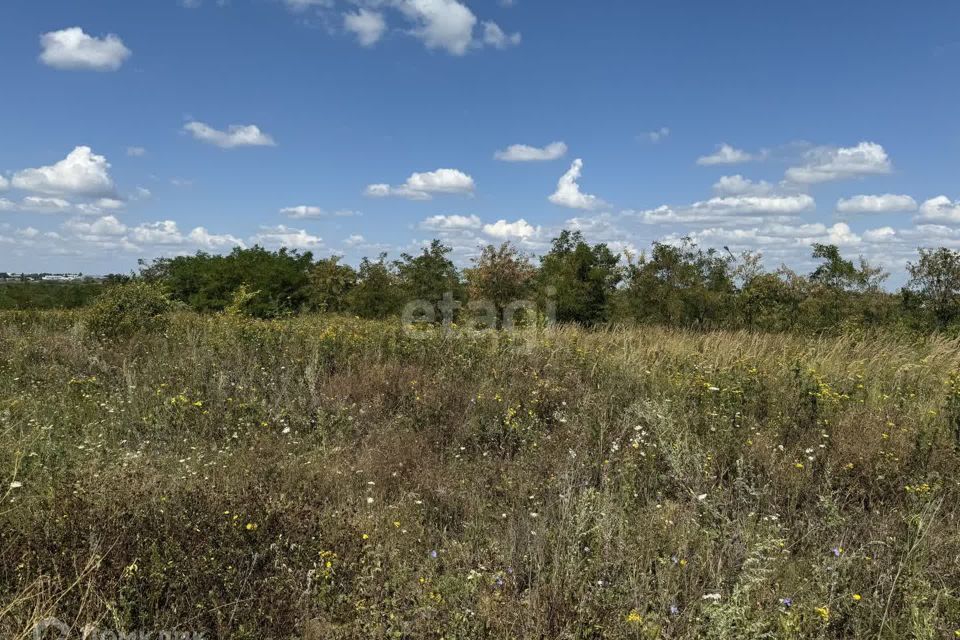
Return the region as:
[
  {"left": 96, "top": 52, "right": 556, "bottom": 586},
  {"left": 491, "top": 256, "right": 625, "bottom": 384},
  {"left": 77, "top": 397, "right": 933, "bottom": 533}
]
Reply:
[
  {"left": 619, "top": 238, "right": 734, "bottom": 327},
  {"left": 394, "top": 240, "right": 464, "bottom": 313},
  {"left": 537, "top": 230, "right": 621, "bottom": 325},
  {"left": 346, "top": 254, "right": 403, "bottom": 319},
  {"left": 464, "top": 243, "right": 536, "bottom": 327},
  {"left": 308, "top": 256, "right": 357, "bottom": 313},
  {"left": 905, "top": 247, "right": 960, "bottom": 328},
  {"left": 140, "top": 246, "right": 314, "bottom": 318}
]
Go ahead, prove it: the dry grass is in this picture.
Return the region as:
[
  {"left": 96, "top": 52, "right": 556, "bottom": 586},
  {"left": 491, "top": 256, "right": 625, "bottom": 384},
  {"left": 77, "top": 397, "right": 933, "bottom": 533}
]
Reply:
[{"left": 1, "top": 311, "right": 959, "bottom": 638}]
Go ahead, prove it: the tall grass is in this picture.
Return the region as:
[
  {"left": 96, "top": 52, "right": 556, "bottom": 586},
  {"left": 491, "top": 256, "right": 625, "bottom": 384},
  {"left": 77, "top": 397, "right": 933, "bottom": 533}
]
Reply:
[{"left": 1, "top": 311, "right": 959, "bottom": 638}]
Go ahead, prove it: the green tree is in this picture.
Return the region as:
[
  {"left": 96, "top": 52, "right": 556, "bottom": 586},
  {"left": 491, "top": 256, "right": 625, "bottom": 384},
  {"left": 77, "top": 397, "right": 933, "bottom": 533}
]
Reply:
[
  {"left": 464, "top": 243, "right": 536, "bottom": 327},
  {"left": 346, "top": 254, "right": 403, "bottom": 319},
  {"left": 905, "top": 247, "right": 960, "bottom": 328},
  {"left": 308, "top": 256, "right": 357, "bottom": 313},
  {"left": 537, "top": 230, "right": 621, "bottom": 325},
  {"left": 394, "top": 240, "right": 464, "bottom": 313}
]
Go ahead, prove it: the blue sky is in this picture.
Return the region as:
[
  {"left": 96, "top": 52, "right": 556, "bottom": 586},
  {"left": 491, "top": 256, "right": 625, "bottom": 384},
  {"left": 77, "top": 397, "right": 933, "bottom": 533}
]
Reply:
[{"left": 1, "top": 0, "right": 959, "bottom": 281}]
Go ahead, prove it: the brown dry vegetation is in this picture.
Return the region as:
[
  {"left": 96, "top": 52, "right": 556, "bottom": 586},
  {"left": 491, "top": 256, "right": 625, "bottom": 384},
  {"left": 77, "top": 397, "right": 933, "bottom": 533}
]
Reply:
[{"left": 2, "top": 311, "right": 960, "bottom": 638}]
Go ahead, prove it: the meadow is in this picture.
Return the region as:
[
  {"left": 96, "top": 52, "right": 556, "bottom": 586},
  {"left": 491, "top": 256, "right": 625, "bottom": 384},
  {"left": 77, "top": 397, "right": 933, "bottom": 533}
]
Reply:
[{"left": 2, "top": 310, "right": 959, "bottom": 639}]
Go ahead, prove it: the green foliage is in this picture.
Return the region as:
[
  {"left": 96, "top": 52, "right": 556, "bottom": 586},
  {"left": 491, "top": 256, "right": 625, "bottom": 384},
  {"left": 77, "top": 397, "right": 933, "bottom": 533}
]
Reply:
[
  {"left": 906, "top": 247, "right": 960, "bottom": 328},
  {"left": 308, "top": 256, "right": 357, "bottom": 313},
  {"left": 537, "top": 230, "right": 622, "bottom": 325},
  {"left": 141, "top": 246, "right": 313, "bottom": 318},
  {"left": 85, "top": 281, "right": 172, "bottom": 339},
  {"left": 394, "top": 239, "right": 464, "bottom": 309},
  {"left": 345, "top": 254, "right": 403, "bottom": 319},
  {"left": 0, "top": 282, "right": 107, "bottom": 310},
  {"left": 464, "top": 242, "right": 536, "bottom": 327}
]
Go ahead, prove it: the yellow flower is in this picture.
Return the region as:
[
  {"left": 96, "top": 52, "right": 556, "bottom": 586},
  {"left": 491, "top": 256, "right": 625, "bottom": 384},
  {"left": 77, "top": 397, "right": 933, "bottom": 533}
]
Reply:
[
  {"left": 852, "top": 594, "right": 862, "bottom": 602},
  {"left": 814, "top": 606, "right": 830, "bottom": 622},
  {"left": 245, "top": 522, "right": 258, "bottom": 531},
  {"left": 361, "top": 533, "right": 369, "bottom": 540},
  {"left": 625, "top": 610, "right": 643, "bottom": 624}
]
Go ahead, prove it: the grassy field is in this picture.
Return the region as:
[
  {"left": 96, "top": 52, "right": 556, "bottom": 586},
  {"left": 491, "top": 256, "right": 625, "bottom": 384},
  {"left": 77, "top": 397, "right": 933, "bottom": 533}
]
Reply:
[{"left": 2, "top": 311, "right": 959, "bottom": 639}]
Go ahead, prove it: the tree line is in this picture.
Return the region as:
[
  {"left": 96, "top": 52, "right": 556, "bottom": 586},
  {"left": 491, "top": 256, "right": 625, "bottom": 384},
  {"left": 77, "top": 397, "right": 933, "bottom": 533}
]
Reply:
[{"left": 122, "top": 231, "right": 960, "bottom": 333}]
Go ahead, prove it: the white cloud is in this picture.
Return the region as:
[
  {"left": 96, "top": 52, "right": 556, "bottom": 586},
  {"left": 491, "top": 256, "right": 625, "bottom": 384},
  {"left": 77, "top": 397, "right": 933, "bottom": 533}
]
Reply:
[
  {"left": 64, "top": 215, "right": 127, "bottom": 238},
  {"left": 395, "top": 0, "right": 478, "bottom": 55},
  {"left": 344, "top": 9, "right": 387, "bottom": 47},
  {"left": 482, "top": 218, "right": 539, "bottom": 239},
  {"left": 183, "top": 121, "right": 276, "bottom": 148},
  {"left": 548, "top": 159, "right": 606, "bottom": 210},
  {"left": 644, "top": 127, "right": 670, "bottom": 143},
  {"left": 638, "top": 194, "right": 815, "bottom": 225},
  {"left": 0, "top": 176, "right": 8, "bottom": 191},
  {"left": 129, "top": 220, "right": 243, "bottom": 249},
  {"left": 785, "top": 141, "right": 891, "bottom": 184},
  {"left": 344, "top": 234, "right": 365, "bottom": 247},
  {"left": 494, "top": 141, "right": 567, "bottom": 162},
  {"left": 863, "top": 226, "right": 897, "bottom": 242},
  {"left": 836, "top": 194, "right": 917, "bottom": 214},
  {"left": 482, "top": 21, "right": 521, "bottom": 49},
  {"left": 20, "top": 197, "right": 74, "bottom": 214},
  {"left": 127, "top": 146, "right": 147, "bottom": 157},
  {"left": 366, "top": 168, "right": 475, "bottom": 200},
  {"left": 39, "top": 27, "right": 131, "bottom": 71},
  {"left": 915, "top": 196, "right": 960, "bottom": 224},
  {"left": 12, "top": 146, "right": 116, "bottom": 197},
  {"left": 250, "top": 225, "right": 323, "bottom": 250},
  {"left": 420, "top": 214, "right": 482, "bottom": 230},
  {"left": 280, "top": 205, "right": 359, "bottom": 219},
  {"left": 697, "top": 144, "right": 753, "bottom": 166},
  {"left": 712, "top": 175, "right": 773, "bottom": 196}
]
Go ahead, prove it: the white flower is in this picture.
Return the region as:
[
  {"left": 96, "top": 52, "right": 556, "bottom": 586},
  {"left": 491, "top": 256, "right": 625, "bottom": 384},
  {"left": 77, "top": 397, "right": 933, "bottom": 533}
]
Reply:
[
  {"left": 702, "top": 593, "right": 722, "bottom": 601},
  {"left": 366, "top": 497, "right": 374, "bottom": 504},
  {"left": 697, "top": 493, "right": 708, "bottom": 501},
  {"left": 9, "top": 481, "right": 23, "bottom": 489},
  {"left": 281, "top": 427, "right": 291, "bottom": 434}
]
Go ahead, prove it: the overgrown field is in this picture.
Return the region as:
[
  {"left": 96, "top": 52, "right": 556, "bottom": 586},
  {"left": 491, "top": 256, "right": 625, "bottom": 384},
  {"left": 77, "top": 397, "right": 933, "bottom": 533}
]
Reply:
[{"left": 2, "top": 312, "right": 960, "bottom": 639}]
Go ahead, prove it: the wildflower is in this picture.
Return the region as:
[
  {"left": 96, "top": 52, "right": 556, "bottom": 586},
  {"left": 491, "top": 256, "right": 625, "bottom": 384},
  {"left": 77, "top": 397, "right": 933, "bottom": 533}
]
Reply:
[
  {"left": 245, "top": 522, "right": 258, "bottom": 531},
  {"left": 625, "top": 610, "right": 643, "bottom": 624},
  {"left": 9, "top": 481, "right": 22, "bottom": 490},
  {"left": 832, "top": 546, "right": 843, "bottom": 557},
  {"left": 702, "top": 593, "right": 721, "bottom": 602},
  {"left": 814, "top": 606, "right": 830, "bottom": 622},
  {"left": 430, "top": 550, "right": 438, "bottom": 558},
  {"left": 361, "top": 533, "right": 369, "bottom": 540},
  {"left": 366, "top": 497, "right": 374, "bottom": 504},
  {"left": 669, "top": 604, "right": 679, "bottom": 616},
  {"left": 852, "top": 593, "right": 862, "bottom": 602},
  {"left": 779, "top": 597, "right": 793, "bottom": 608}
]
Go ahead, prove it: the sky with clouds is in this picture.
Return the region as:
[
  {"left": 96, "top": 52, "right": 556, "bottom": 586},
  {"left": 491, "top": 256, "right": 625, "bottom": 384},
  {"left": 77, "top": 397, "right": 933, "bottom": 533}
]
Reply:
[{"left": 1, "top": 0, "right": 959, "bottom": 282}]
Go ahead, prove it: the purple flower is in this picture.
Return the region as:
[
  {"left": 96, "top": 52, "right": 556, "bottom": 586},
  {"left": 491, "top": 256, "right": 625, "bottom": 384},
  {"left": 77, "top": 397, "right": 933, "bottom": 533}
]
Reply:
[
  {"left": 430, "top": 550, "right": 438, "bottom": 559},
  {"left": 779, "top": 597, "right": 793, "bottom": 608},
  {"left": 831, "top": 547, "right": 842, "bottom": 557},
  {"left": 669, "top": 604, "right": 679, "bottom": 616},
  {"left": 495, "top": 577, "right": 505, "bottom": 587}
]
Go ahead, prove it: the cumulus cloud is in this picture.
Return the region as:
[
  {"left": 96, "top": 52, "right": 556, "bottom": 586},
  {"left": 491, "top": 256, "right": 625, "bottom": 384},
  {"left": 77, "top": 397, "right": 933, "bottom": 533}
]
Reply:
[
  {"left": 712, "top": 175, "right": 773, "bottom": 196},
  {"left": 183, "top": 121, "right": 277, "bottom": 148},
  {"left": 12, "top": 146, "right": 116, "bottom": 198},
  {"left": 482, "top": 21, "right": 521, "bottom": 49},
  {"left": 420, "top": 214, "right": 482, "bottom": 230},
  {"left": 915, "top": 196, "right": 960, "bottom": 225},
  {"left": 494, "top": 141, "right": 567, "bottom": 162},
  {"left": 785, "top": 141, "right": 891, "bottom": 184},
  {"left": 836, "top": 194, "right": 917, "bottom": 214},
  {"left": 638, "top": 194, "right": 815, "bottom": 225},
  {"left": 0, "top": 175, "right": 8, "bottom": 191},
  {"left": 344, "top": 9, "right": 387, "bottom": 46},
  {"left": 20, "top": 197, "right": 74, "bottom": 214},
  {"left": 395, "top": 0, "right": 477, "bottom": 55},
  {"left": 548, "top": 159, "right": 606, "bottom": 210},
  {"left": 39, "top": 27, "right": 131, "bottom": 71},
  {"left": 250, "top": 225, "right": 323, "bottom": 250},
  {"left": 366, "top": 168, "right": 475, "bottom": 200},
  {"left": 126, "top": 146, "right": 147, "bottom": 157},
  {"left": 697, "top": 144, "right": 753, "bottom": 166},
  {"left": 482, "top": 218, "right": 539, "bottom": 240}
]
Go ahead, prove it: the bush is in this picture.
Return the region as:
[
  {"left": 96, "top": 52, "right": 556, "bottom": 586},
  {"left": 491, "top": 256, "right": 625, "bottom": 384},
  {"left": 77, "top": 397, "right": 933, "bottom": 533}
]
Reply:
[{"left": 85, "top": 281, "right": 172, "bottom": 339}]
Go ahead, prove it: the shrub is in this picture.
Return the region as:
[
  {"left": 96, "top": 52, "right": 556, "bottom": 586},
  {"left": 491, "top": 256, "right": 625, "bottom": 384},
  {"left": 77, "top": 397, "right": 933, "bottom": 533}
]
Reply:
[{"left": 85, "top": 281, "right": 172, "bottom": 339}]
